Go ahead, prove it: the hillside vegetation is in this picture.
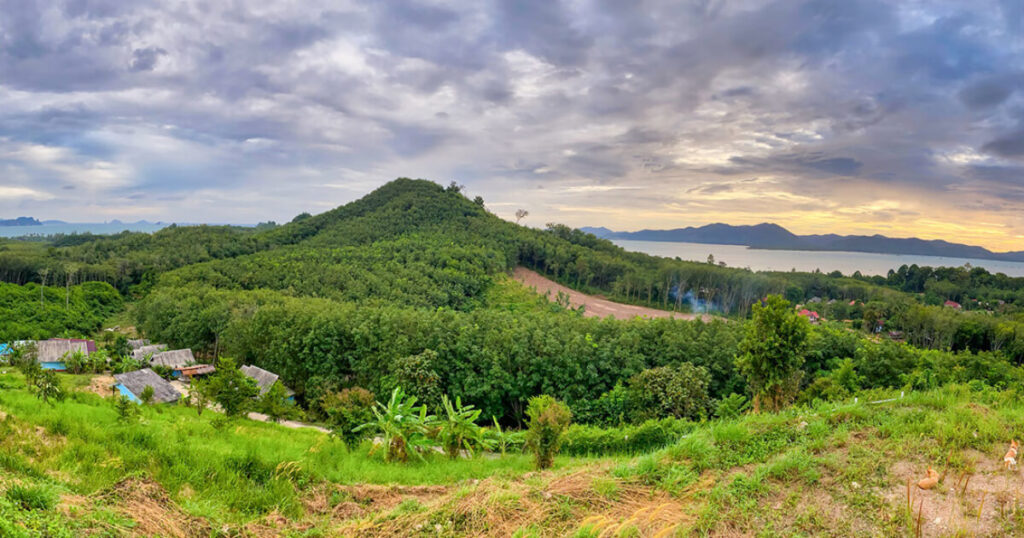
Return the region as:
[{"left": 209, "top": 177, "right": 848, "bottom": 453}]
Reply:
[
  {"left": 2, "top": 371, "right": 1024, "bottom": 536},
  {"left": 2, "top": 178, "right": 1024, "bottom": 536}
]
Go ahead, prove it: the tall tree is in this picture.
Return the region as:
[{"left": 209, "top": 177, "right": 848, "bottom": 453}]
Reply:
[{"left": 735, "top": 295, "right": 809, "bottom": 412}]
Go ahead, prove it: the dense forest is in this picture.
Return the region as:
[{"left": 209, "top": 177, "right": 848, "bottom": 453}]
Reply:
[{"left": 2, "top": 178, "right": 1024, "bottom": 426}]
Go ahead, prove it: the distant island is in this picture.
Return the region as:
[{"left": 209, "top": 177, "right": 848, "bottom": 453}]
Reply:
[
  {"left": 582, "top": 222, "right": 1024, "bottom": 263},
  {"left": 0, "top": 216, "right": 42, "bottom": 227}
]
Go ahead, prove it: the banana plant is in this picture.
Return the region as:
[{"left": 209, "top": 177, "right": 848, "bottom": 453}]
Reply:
[
  {"left": 355, "top": 387, "right": 435, "bottom": 462},
  {"left": 437, "top": 395, "right": 493, "bottom": 459}
]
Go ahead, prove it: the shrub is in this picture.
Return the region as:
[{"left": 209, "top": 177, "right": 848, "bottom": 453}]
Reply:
[
  {"left": 627, "top": 363, "right": 712, "bottom": 422},
  {"left": 324, "top": 387, "right": 375, "bottom": 446},
  {"left": 563, "top": 418, "right": 693, "bottom": 456},
  {"left": 259, "top": 381, "right": 300, "bottom": 422},
  {"left": 714, "top": 393, "right": 749, "bottom": 419},
  {"left": 33, "top": 369, "right": 65, "bottom": 405},
  {"left": 140, "top": 385, "right": 155, "bottom": 405},
  {"left": 5, "top": 484, "right": 57, "bottom": 511},
  {"left": 114, "top": 394, "right": 138, "bottom": 422},
  {"left": 151, "top": 364, "right": 175, "bottom": 381},
  {"left": 525, "top": 395, "right": 572, "bottom": 469}
]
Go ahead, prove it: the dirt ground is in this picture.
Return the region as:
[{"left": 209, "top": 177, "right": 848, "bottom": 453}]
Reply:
[
  {"left": 512, "top": 267, "right": 714, "bottom": 321},
  {"left": 886, "top": 450, "right": 1024, "bottom": 537}
]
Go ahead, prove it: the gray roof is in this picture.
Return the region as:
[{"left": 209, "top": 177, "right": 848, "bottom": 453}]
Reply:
[
  {"left": 37, "top": 340, "right": 88, "bottom": 363},
  {"left": 127, "top": 339, "right": 150, "bottom": 350},
  {"left": 240, "top": 365, "right": 292, "bottom": 396},
  {"left": 132, "top": 344, "right": 167, "bottom": 361},
  {"left": 150, "top": 349, "right": 195, "bottom": 369},
  {"left": 113, "top": 368, "right": 180, "bottom": 403}
]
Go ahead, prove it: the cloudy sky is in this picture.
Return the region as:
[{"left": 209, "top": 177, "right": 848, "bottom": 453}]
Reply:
[{"left": 2, "top": 0, "right": 1024, "bottom": 250}]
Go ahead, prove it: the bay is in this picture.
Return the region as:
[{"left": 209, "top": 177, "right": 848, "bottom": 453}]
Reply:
[{"left": 612, "top": 239, "right": 1024, "bottom": 278}]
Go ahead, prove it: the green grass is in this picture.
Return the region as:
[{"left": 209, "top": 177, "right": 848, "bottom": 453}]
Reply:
[
  {"left": 4, "top": 369, "right": 1024, "bottom": 536},
  {"left": 0, "top": 370, "right": 594, "bottom": 533}
]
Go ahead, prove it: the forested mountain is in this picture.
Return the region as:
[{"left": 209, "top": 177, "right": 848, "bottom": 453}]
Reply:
[
  {"left": 4, "top": 178, "right": 1024, "bottom": 425},
  {"left": 585, "top": 223, "right": 1024, "bottom": 261}
]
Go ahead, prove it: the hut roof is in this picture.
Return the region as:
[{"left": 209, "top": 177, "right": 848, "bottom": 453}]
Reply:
[
  {"left": 113, "top": 368, "right": 180, "bottom": 403},
  {"left": 127, "top": 339, "right": 150, "bottom": 350},
  {"left": 150, "top": 349, "right": 195, "bottom": 369},
  {"left": 132, "top": 344, "right": 167, "bottom": 361},
  {"left": 37, "top": 339, "right": 89, "bottom": 363},
  {"left": 240, "top": 365, "right": 292, "bottom": 396}
]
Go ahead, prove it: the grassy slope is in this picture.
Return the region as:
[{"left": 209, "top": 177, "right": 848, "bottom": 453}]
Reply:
[{"left": 3, "top": 371, "right": 1024, "bottom": 536}]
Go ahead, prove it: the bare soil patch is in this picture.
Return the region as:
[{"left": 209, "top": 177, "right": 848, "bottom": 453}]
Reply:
[
  {"left": 513, "top": 267, "right": 714, "bottom": 321},
  {"left": 885, "top": 452, "right": 1024, "bottom": 537}
]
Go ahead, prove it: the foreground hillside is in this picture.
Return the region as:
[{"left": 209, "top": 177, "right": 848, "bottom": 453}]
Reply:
[{"left": 2, "top": 370, "right": 1023, "bottom": 537}]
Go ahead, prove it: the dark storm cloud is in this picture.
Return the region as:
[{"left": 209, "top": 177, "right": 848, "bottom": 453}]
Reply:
[{"left": 0, "top": 0, "right": 1021, "bottom": 236}]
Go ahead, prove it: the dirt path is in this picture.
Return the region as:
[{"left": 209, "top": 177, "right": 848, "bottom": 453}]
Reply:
[{"left": 512, "top": 267, "right": 714, "bottom": 321}]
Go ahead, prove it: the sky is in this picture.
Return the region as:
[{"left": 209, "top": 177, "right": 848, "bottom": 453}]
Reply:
[{"left": 1, "top": 1, "right": 1024, "bottom": 251}]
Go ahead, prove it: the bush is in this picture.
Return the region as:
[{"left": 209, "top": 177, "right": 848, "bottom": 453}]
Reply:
[
  {"left": 259, "top": 381, "right": 300, "bottom": 422},
  {"left": 5, "top": 484, "right": 57, "bottom": 511},
  {"left": 627, "top": 363, "right": 712, "bottom": 422},
  {"left": 525, "top": 395, "right": 572, "bottom": 469},
  {"left": 324, "top": 387, "right": 375, "bottom": 446},
  {"left": 33, "top": 369, "right": 65, "bottom": 405},
  {"left": 140, "top": 385, "right": 155, "bottom": 405},
  {"left": 563, "top": 418, "right": 693, "bottom": 456},
  {"left": 714, "top": 393, "right": 749, "bottom": 419}
]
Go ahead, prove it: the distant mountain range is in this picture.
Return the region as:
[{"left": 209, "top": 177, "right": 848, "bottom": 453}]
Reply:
[
  {"left": 581, "top": 223, "right": 1024, "bottom": 263},
  {"left": 0, "top": 216, "right": 43, "bottom": 226}
]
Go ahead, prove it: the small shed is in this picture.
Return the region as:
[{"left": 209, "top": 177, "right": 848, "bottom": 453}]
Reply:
[
  {"left": 0, "top": 343, "right": 9, "bottom": 357},
  {"left": 36, "top": 339, "right": 90, "bottom": 370},
  {"left": 240, "top": 365, "right": 294, "bottom": 399},
  {"left": 113, "top": 368, "right": 180, "bottom": 404},
  {"left": 132, "top": 344, "right": 168, "bottom": 361},
  {"left": 150, "top": 349, "right": 196, "bottom": 376}
]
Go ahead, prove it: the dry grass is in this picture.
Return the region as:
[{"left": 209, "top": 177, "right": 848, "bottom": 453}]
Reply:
[
  {"left": 330, "top": 467, "right": 690, "bottom": 537},
  {"left": 100, "top": 478, "right": 210, "bottom": 537}
]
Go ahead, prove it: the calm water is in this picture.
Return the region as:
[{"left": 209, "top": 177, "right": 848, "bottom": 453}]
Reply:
[
  {"left": 613, "top": 239, "right": 1024, "bottom": 277},
  {"left": 0, "top": 222, "right": 170, "bottom": 238}
]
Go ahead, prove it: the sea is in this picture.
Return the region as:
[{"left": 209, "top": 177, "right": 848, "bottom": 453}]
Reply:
[{"left": 613, "top": 239, "right": 1024, "bottom": 278}]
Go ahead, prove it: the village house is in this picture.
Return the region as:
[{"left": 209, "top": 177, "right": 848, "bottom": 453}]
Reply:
[
  {"left": 798, "top": 309, "right": 820, "bottom": 324},
  {"left": 131, "top": 344, "right": 167, "bottom": 361},
  {"left": 113, "top": 368, "right": 180, "bottom": 404},
  {"left": 240, "top": 364, "right": 295, "bottom": 401},
  {"left": 944, "top": 300, "right": 962, "bottom": 310},
  {"left": 36, "top": 339, "right": 91, "bottom": 370},
  {"left": 149, "top": 349, "right": 200, "bottom": 378}
]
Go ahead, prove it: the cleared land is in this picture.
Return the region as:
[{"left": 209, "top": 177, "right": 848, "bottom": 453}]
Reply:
[{"left": 513, "top": 267, "right": 714, "bottom": 321}]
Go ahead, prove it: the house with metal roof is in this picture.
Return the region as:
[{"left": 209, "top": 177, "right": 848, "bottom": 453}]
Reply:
[
  {"left": 240, "top": 364, "right": 295, "bottom": 400},
  {"left": 149, "top": 349, "right": 200, "bottom": 378},
  {"left": 112, "top": 368, "right": 180, "bottom": 404},
  {"left": 131, "top": 344, "right": 168, "bottom": 362},
  {"left": 36, "top": 339, "right": 90, "bottom": 370}
]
